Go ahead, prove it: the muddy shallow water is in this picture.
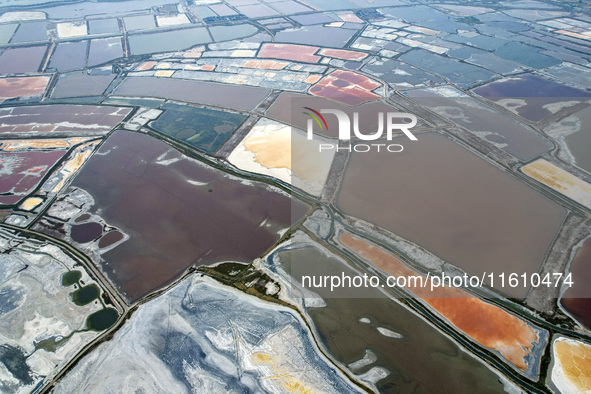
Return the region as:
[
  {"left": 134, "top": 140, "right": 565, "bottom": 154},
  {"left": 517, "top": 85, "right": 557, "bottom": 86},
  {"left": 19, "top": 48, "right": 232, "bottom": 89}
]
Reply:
[{"left": 276, "top": 246, "right": 507, "bottom": 393}]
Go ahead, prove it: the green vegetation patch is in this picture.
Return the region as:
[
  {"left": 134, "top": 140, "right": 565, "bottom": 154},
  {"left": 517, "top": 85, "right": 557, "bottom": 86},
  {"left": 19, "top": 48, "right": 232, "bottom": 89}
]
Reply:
[
  {"left": 35, "top": 334, "right": 71, "bottom": 352},
  {"left": 151, "top": 102, "right": 247, "bottom": 154},
  {"left": 200, "top": 263, "right": 288, "bottom": 307}
]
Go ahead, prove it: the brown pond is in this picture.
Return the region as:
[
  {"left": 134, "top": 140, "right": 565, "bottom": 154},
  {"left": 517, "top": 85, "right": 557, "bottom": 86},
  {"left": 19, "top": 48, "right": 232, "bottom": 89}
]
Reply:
[
  {"left": 0, "top": 105, "right": 131, "bottom": 134},
  {"left": 98, "top": 230, "right": 124, "bottom": 248},
  {"left": 74, "top": 213, "right": 91, "bottom": 223},
  {"left": 0, "top": 150, "right": 66, "bottom": 205},
  {"left": 65, "top": 130, "right": 308, "bottom": 302},
  {"left": 561, "top": 237, "right": 591, "bottom": 330},
  {"left": 0, "top": 76, "right": 49, "bottom": 102},
  {"left": 336, "top": 132, "right": 566, "bottom": 299},
  {"left": 113, "top": 77, "right": 270, "bottom": 111},
  {"left": 70, "top": 222, "right": 103, "bottom": 244}
]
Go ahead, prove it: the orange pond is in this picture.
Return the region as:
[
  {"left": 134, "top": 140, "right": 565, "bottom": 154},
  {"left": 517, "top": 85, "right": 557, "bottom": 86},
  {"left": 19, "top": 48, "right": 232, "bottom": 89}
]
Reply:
[
  {"left": 258, "top": 43, "right": 320, "bottom": 63},
  {"left": 242, "top": 59, "right": 289, "bottom": 70},
  {"left": 319, "top": 48, "right": 367, "bottom": 61},
  {"left": 340, "top": 232, "right": 543, "bottom": 372},
  {"left": 309, "top": 70, "right": 381, "bottom": 106},
  {"left": 136, "top": 61, "right": 156, "bottom": 71},
  {"left": 0, "top": 76, "right": 50, "bottom": 102}
]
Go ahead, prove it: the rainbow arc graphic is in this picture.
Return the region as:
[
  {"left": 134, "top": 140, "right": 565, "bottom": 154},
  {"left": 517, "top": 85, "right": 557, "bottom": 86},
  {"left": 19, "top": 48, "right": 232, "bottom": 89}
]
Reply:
[{"left": 303, "top": 107, "right": 328, "bottom": 132}]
